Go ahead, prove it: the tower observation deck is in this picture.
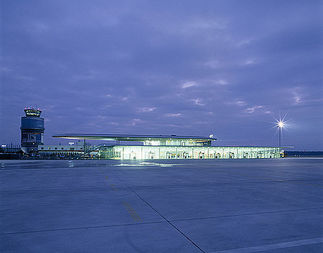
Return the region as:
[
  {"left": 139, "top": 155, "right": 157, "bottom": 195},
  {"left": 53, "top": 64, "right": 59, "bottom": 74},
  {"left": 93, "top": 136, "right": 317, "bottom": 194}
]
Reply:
[{"left": 21, "top": 108, "right": 45, "bottom": 153}]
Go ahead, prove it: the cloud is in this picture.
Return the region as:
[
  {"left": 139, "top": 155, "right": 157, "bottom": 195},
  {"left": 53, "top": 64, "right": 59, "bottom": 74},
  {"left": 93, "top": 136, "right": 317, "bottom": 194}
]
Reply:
[
  {"left": 164, "top": 113, "right": 182, "bottom": 117},
  {"left": 204, "top": 60, "right": 220, "bottom": 69},
  {"left": 130, "top": 118, "right": 142, "bottom": 126},
  {"left": 244, "top": 105, "right": 271, "bottom": 115},
  {"left": 0, "top": 67, "right": 12, "bottom": 73},
  {"left": 233, "top": 100, "right": 247, "bottom": 107},
  {"left": 242, "top": 59, "right": 256, "bottom": 65},
  {"left": 137, "top": 106, "right": 156, "bottom": 113},
  {"left": 245, "top": 105, "right": 263, "bottom": 114},
  {"left": 291, "top": 87, "right": 302, "bottom": 105},
  {"left": 214, "top": 79, "right": 228, "bottom": 85},
  {"left": 181, "top": 81, "right": 198, "bottom": 89},
  {"left": 1, "top": 0, "right": 322, "bottom": 149},
  {"left": 191, "top": 98, "right": 204, "bottom": 106},
  {"left": 294, "top": 95, "right": 301, "bottom": 104},
  {"left": 236, "top": 38, "right": 253, "bottom": 47}
]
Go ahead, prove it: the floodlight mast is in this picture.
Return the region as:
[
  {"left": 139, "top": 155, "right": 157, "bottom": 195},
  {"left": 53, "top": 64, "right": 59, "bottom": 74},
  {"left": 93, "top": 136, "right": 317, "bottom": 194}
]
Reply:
[{"left": 277, "top": 121, "right": 284, "bottom": 147}]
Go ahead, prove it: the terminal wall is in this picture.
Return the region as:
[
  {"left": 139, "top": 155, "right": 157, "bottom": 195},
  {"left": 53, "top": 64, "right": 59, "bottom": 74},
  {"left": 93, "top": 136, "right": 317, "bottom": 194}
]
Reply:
[{"left": 99, "top": 146, "right": 281, "bottom": 159}]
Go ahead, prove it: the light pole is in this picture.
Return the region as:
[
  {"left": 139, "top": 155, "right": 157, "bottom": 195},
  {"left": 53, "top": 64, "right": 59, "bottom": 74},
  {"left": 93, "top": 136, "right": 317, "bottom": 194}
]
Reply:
[{"left": 277, "top": 121, "right": 285, "bottom": 147}]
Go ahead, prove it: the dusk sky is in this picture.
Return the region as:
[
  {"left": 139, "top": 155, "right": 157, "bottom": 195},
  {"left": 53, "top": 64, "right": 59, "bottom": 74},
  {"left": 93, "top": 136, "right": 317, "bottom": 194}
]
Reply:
[{"left": 1, "top": 0, "right": 322, "bottom": 150}]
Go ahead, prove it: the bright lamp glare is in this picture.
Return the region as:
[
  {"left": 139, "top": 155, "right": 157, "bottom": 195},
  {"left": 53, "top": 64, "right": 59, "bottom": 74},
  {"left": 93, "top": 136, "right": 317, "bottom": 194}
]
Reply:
[{"left": 277, "top": 121, "right": 285, "bottom": 128}]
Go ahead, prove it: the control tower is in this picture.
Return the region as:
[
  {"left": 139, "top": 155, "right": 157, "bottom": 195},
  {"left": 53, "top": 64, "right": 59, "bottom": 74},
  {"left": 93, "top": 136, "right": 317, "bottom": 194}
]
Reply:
[{"left": 21, "top": 108, "right": 45, "bottom": 153}]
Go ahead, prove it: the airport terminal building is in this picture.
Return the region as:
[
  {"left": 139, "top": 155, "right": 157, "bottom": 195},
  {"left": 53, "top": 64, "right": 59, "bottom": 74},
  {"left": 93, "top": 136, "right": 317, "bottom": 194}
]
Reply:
[{"left": 53, "top": 134, "right": 281, "bottom": 159}]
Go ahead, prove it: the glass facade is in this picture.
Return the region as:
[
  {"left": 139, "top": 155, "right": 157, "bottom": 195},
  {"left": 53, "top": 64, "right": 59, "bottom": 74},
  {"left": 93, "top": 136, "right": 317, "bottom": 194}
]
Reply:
[
  {"left": 53, "top": 134, "right": 281, "bottom": 160},
  {"left": 98, "top": 146, "right": 281, "bottom": 160},
  {"left": 143, "top": 139, "right": 211, "bottom": 146}
]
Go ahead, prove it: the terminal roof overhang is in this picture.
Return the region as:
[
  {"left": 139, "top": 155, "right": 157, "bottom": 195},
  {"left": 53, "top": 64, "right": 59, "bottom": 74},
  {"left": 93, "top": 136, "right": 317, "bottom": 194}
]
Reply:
[{"left": 53, "top": 134, "right": 216, "bottom": 142}]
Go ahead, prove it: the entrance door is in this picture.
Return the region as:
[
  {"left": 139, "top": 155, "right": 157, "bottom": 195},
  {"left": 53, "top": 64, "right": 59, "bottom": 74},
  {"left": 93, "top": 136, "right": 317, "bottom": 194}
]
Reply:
[
  {"left": 148, "top": 151, "right": 154, "bottom": 159},
  {"left": 130, "top": 151, "right": 136, "bottom": 160}
]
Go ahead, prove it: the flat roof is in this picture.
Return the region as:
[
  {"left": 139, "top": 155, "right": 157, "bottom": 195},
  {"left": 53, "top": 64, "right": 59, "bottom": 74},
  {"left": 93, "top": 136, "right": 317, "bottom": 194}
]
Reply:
[{"left": 53, "top": 133, "right": 216, "bottom": 142}]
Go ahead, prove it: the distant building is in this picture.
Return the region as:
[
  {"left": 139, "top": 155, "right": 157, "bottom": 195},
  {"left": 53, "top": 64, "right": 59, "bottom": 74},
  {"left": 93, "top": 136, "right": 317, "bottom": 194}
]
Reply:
[
  {"left": 53, "top": 134, "right": 281, "bottom": 159},
  {"left": 21, "top": 108, "right": 44, "bottom": 154},
  {"left": 0, "top": 144, "right": 22, "bottom": 159},
  {"left": 38, "top": 144, "right": 84, "bottom": 158}
]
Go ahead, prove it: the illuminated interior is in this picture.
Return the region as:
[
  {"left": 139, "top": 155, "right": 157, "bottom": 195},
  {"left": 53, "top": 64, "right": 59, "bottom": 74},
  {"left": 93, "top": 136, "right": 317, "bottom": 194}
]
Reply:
[{"left": 53, "top": 134, "right": 281, "bottom": 160}]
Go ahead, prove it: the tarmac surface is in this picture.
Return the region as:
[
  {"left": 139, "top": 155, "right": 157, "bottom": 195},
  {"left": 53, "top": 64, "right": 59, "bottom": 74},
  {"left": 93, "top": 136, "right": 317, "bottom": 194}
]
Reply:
[{"left": 1, "top": 158, "right": 323, "bottom": 252}]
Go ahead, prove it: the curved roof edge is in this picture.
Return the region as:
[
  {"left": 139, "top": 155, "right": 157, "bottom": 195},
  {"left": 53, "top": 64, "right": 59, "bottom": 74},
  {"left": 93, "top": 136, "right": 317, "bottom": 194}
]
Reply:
[{"left": 52, "top": 133, "right": 217, "bottom": 141}]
